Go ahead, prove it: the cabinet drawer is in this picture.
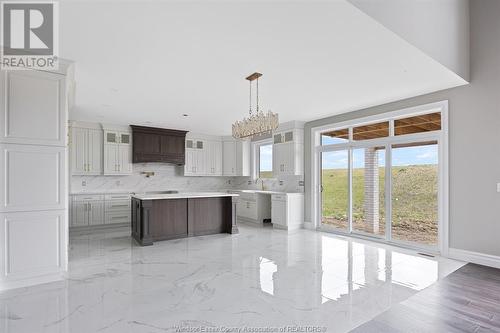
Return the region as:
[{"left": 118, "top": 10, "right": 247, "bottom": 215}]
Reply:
[
  {"left": 104, "top": 194, "right": 131, "bottom": 201},
  {"left": 105, "top": 211, "right": 131, "bottom": 224},
  {"left": 105, "top": 200, "right": 131, "bottom": 212},
  {"left": 271, "top": 194, "right": 287, "bottom": 201},
  {"left": 73, "top": 194, "right": 104, "bottom": 201}
]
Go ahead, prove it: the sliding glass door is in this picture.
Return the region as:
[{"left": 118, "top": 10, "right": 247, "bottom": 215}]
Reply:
[
  {"left": 321, "top": 150, "right": 349, "bottom": 233},
  {"left": 317, "top": 109, "right": 444, "bottom": 251},
  {"left": 391, "top": 141, "right": 438, "bottom": 246}
]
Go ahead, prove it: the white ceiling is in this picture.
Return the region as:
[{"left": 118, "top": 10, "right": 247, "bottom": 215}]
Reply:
[{"left": 61, "top": 0, "right": 467, "bottom": 135}]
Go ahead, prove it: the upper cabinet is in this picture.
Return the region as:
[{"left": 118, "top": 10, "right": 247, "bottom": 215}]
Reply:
[
  {"left": 0, "top": 70, "right": 67, "bottom": 146},
  {"left": 222, "top": 137, "right": 250, "bottom": 177},
  {"left": 131, "top": 125, "right": 187, "bottom": 165},
  {"left": 273, "top": 122, "right": 304, "bottom": 177},
  {"left": 184, "top": 137, "right": 224, "bottom": 177},
  {"left": 103, "top": 126, "right": 132, "bottom": 175},
  {"left": 206, "top": 140, "right": 222, "bottom": 176},
  {"left": 184, "top": 136, "right": 248, "bottom": 177},
  {"left": 184, "top": 139, "right": 206, "bottom": 176},
  {"left": 70, "top": 122, "right": 103, "bottom": 175}
]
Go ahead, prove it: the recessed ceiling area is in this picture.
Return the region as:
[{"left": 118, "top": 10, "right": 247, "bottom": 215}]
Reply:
[{"left": 60, "top": 0, "right": 467, "bottom": 135}]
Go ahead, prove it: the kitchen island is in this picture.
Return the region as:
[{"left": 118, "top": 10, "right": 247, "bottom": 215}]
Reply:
[{"left": 131, "top": 192, "right": 239, "bottom": 246}]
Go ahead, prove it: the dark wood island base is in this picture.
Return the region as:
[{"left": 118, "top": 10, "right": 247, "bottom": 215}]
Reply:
[{"left": 131, "top": 194, "right": 239, "bottom": 246}]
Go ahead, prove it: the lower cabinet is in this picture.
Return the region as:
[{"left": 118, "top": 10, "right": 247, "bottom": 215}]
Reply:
[
  {"left": 0, "top": 210, "right": 67, "bottom": 290},
  {"left": 70, "top": 193, "right": 131, "bottom": 228},
  {"left": 72, "top": 195, "right": 104, "bottom": 227},
  {"left": 236, "top": 192, "right": 271, "bottom": 224},
  {"left": 271, "top": 193, "right": 304, "bottom": 230}
]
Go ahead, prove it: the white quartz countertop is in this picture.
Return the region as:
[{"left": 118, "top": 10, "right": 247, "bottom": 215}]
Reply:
[
  {"left": 131, "top": 192, "right": 239, "bottom": 200},
  {"left": 230, "top": 190, "right": 304, "bottom": 195}
]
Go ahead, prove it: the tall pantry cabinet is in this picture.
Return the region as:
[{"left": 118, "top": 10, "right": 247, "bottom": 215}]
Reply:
[{"left": 0, "top": 63, "right": 73, "bottom": 291}]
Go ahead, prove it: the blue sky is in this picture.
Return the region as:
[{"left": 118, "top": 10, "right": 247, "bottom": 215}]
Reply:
[
  {"left": 260, "top": 142, "right": 438, "bottom": 171},
  {"left": 260, "top": 144, "right": 273, "bottom": 171},
  {"left": 321, "top": 145, "right": 438, "bottom": 169}
]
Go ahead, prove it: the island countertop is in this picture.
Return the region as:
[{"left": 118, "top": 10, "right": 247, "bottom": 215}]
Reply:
[{"left": 131, "top": 192, "right": 239, "bottom": 201}]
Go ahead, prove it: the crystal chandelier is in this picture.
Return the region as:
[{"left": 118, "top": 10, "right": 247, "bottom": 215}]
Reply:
[{"left": 232, "top": 72, "right": 279, "bottom": 139}]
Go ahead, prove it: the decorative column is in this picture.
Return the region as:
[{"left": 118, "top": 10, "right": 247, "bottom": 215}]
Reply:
[{"left": 364, "top": 148, "right": 379, "bottom": 234}]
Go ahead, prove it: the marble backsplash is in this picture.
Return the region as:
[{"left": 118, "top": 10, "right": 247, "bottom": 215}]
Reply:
[
  {"left": 71, "top": 163, "right": 304, "bottom": 194},
  {"left": 230, "top": 175, "right": 304, "bottom": 193}
]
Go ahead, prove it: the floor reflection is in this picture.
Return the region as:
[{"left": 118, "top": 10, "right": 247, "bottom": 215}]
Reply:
[{"left": 0, "top": 224, "right": 464, "bottom": 333}]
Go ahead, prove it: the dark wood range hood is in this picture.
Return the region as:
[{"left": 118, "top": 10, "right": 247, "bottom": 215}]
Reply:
[{"left": 130, "top": 125, "right": 188, "bottom": 165}]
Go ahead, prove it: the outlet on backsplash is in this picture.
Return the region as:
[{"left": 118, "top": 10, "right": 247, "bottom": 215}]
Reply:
[
  {"left": 116, "top": 180, "right": 121, "bottom": 186},
  {"left": 299, "top": 180, "right": 304, "bottom": 186},
  {"left": 279, "top": 180, "right": 284, "bottom": 186},
  {"left": 81, "top": 180, "right": 86, "bottom": 186},
  {"left": 248, "top": 180, "right": 252, "bottom": 185}
]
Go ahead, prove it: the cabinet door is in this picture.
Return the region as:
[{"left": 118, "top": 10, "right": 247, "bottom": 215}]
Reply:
[
  {"left": 205, "top": 141, "right": 213, "bottom": 174},
  {"left": 119, "top": 144, "right": 132, "bottom": 174},
  {"left": 87, "top": 129, "right": 103, "bottom": 174},
  {"left": 236, "top": 141, "right": 245, "bottom": 176},
  {"left": 284, "top": 142, "right": 294, "bottom": 175},
  {"left": 119, "top": 132, "right": 131, "bottom": 145},
  {"left": 195, "top": 149, "right": 206, "bottom": 175},
  {"left": 0, "top": 70, "right": 67, "bottom": 146},
  {"left": 105, "top": 131, "right": 119, "bottom": 144},
  {"left": 104, "top": 144, "right": 119, "bottom": 174},
  {"left": 223, "top": 141, "right": 236, "bottom": 176},
  {"left": 72, "top": 201, "right": 88, "bottom": 227},
  {"left": 273, "top": 144, "right": 282, "bottom": 177},
  {"left": 184, "top": 149, "right": 195, "bottom": 175},
  {"left": 214, "top": 141, "right": 223, "bottom": 176},
  {"left": 88, "top": 201, "right": 104, "bottom": 225},
  {"left": 71, "top": 127, "right": 87, "bottom": 174},
  {"left": 271, "top": 200, "right": 287, "bottom": 226}
]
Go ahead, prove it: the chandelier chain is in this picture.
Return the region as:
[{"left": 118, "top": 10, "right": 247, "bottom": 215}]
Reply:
[
  {"left": 256, "top": 78, "right": 259, "bottom": 113},
  {"left": 249, "top": 80, "right": 252, "bottom": 116}
]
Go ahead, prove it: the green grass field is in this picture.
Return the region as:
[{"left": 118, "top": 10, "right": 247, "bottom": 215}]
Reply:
[{"left": 322, "top": 165, "right": 438, "bottom": 244}]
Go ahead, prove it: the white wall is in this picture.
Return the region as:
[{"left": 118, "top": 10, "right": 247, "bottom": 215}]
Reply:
[
  {"left": 348, "top": 0, "right": 470, "bottom": 81},
  {"left": 304, "top": 0, "right": 500, "bottom": 257}
]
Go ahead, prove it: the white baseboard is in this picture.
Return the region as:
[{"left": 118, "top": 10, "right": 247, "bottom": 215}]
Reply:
[
  {"left": 302, "top": 221, "right": 316, "bottom": 230},
  {"left": 448, "top": 248, "right": 500, "bottom": 269},
  {"left": 0, "top": 272, "right": 65, "bottom": 291}
]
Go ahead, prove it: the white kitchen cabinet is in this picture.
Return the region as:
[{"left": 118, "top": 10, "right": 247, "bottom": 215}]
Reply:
[
  {"left": 223, "top": 141, "right": 237, "bottom": 176},
  {"left": 184, "top": 139, "right": 206, "bottom": 176},
  {"left": 271, "top": 193, "right": 304, "bottom": 231},
  {"left": 0, "top": 144, "right": 66, "bottom": 213},
  {"left": 71, "top": 193, "right": 130, "bottom": 228},
  {"left": 104, "top": 143, "right": 132, "bottom": 175},
  {"left": 222, "top": 138, "right": 250, "bottom": 176},
  {"left": 236, "top": 192, "right": 271, "bottom": 224},
  {"left": 104, "top": 193, "right": 131, "bottom": 225},
  {"left": 103, "top": 129, "right": 132, "bottom": 175},
  {"left": 71, "top": 201, "right": 88, "bottom": 227},
  {"left": 71, "top": 195, "right": 104, "bottom": 227},
  {"left": 206, "top": 140, "right": 222, "bottom": 176},
  {"left": 0, "top": 70, "right": 67, "bottom": 147},
  {"left": 0, "top": 66, "right": 71, "bottom": 291},
  {"left": 70, "top": 125, "right": 103, "bottom": 175},
  {"left": 272, "top": 127, "right": 304, "bottom": 177},
  {"left": 104, "top": 144, "right": 119, "bottom": 174},
  {"left": 184, "top": 139, "right": 210, "bottom": 176}
]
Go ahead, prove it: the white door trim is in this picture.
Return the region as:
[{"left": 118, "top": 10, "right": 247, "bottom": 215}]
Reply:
[{"left": 310, "top": 100, "right": 449, "bottom": 254}]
